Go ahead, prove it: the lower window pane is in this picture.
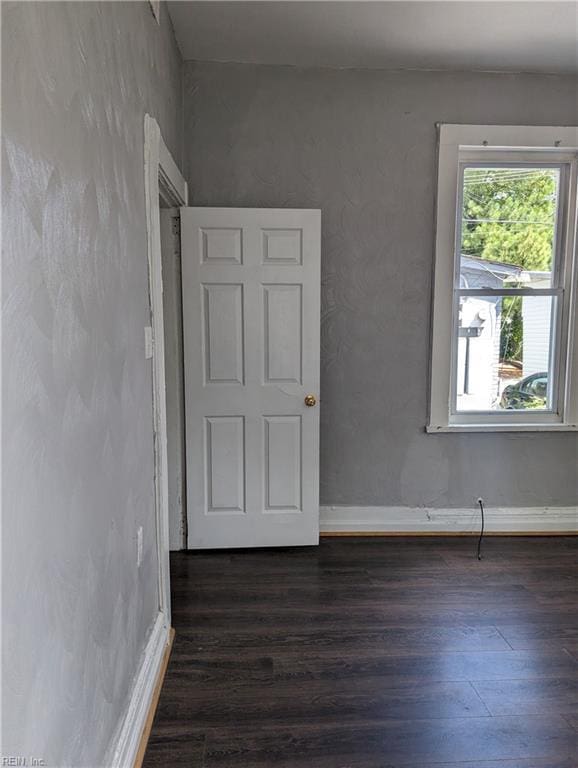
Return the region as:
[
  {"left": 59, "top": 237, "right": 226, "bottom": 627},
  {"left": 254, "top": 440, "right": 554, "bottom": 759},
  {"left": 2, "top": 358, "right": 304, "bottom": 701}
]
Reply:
[{"left": 455, "top": 294, "right": 554, "bottom": 412}]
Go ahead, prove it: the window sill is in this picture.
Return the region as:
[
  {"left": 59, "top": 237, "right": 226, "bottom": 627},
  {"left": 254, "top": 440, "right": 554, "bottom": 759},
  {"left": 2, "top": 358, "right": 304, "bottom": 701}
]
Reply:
[{"left": 427, "top": 422, "right": 578, "bottom": 433}]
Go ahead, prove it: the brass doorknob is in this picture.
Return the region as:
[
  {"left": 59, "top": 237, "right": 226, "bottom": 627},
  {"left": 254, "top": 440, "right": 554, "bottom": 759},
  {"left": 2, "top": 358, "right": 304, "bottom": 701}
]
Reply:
[{"left": 304, "top": 394, "right": 317, "bottom": 407}]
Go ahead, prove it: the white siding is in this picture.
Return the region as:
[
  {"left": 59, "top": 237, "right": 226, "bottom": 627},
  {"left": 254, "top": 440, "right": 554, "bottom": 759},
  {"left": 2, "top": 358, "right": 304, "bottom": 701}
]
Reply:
[{"left": 523, "top": 295, "right": 552, "bottom": 377}]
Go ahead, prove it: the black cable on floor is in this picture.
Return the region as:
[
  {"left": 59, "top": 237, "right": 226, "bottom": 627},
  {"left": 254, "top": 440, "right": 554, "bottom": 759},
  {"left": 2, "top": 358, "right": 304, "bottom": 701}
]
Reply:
[{"left": 477, "top": 498, "right": 485, "bottom": 561}]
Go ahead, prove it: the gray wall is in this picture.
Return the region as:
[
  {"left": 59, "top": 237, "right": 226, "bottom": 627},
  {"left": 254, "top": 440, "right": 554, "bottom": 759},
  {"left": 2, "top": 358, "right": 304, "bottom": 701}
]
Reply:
[
  {"left": 2, "top": 2, "right": 182, "bottom": 765},
  {"left": 184, "top": 61, "right": 578, "bottom": 509}
]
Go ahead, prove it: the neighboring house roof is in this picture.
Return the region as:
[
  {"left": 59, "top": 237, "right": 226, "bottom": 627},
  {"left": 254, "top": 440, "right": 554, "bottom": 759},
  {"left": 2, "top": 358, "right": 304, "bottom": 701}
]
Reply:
[
  {"left": 525, "top": 270, "right": 550, "bottom": 278},
  {"left": 460, "top": 255, "right": 524, "bottom": 289},
  {"left": 525, "top": 270, "right": 551, "bottom": 286}
]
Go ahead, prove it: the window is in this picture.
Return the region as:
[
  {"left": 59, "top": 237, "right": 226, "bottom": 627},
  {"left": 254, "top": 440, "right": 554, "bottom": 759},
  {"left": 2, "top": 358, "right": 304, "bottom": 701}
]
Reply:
[{"left": 429, "top": 125, "right": 578, "bottom": 432}]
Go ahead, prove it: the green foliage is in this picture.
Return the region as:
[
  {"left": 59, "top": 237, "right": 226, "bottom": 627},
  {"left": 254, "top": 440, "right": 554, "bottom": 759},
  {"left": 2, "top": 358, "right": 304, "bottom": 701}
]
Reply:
[
  {"left": 461, "top": 168, "right": 557, "bottom": 363},
  {"left": 500, "top": 296, "right": 523, "bottom": 362},
  {"left": 461, "top": 168, "right": 557, "bottom": 271}
]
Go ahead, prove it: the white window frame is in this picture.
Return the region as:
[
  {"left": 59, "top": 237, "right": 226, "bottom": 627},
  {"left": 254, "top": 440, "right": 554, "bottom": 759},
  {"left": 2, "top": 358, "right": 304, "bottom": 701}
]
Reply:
[{"left": 428, "top": 124, "right": 578, "bottom": 433}]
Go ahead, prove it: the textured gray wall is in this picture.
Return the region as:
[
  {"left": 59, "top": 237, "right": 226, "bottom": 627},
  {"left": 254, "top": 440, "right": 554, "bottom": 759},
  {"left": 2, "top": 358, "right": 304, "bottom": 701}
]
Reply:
[
  {"left": 3, "top": 2, "right": 182, "bottom": 765},
  {"left": 184, "top": 61, "right": 578, "bottom": 509}
]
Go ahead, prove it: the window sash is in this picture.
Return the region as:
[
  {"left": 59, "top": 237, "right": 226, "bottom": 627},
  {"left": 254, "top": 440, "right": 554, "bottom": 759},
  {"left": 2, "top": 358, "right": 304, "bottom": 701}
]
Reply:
[
  {"left": 458, "top": 287, "right": 561, "bottom": 297},
  {"left": 449, "top": 158, "right": 569, "bottom": 421}
]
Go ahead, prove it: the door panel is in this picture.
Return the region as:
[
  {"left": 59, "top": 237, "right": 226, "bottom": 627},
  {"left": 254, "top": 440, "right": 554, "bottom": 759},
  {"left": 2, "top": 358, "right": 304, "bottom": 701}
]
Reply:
[
  {"left": 263, "top": 284, "right": 302, "bottom": 384},
  {"left": 202, "top": 283, "right": 244, "bottom": 385},
  {"left": 264, "top": 415, "right": 302, "bottom": 513},
  {"left": 181, "top": 208, "right": 321, "bottom": 549},
  {"left": 204, "top": 416, "right": 245, "bottom": 514},
  {"left": 201, "top": 227, "right": 243, "bottom": 264},
  {"left": 262, "top": 228, "right": 303, "bottom": 264}
]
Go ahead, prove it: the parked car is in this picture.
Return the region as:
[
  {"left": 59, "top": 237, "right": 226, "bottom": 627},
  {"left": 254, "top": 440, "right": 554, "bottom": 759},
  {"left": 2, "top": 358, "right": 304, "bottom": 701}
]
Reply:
[{"left": 500, "top": 372, "right": 548, "bottom": 409}]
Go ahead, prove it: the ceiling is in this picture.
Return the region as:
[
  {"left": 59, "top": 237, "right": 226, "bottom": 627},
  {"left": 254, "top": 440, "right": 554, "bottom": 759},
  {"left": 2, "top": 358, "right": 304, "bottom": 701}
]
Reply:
[{"left": 167, "top": 1, "right": 578, "bottom": 74}]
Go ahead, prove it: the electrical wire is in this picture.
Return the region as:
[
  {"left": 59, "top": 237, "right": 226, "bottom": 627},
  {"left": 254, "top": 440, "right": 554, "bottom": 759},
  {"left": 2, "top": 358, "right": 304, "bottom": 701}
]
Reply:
[{"left": 477, "top": 498, "right": 485, "bottom": 561}]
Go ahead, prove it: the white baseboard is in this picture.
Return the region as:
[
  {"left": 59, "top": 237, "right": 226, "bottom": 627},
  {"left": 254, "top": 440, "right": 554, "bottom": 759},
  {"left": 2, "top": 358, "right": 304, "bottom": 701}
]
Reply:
[
  {"left": 320, "top": 505, "right": 577, "bottom": 534},
  {"left": 110, "top": 612, "right": 169, "bottom": 768}
]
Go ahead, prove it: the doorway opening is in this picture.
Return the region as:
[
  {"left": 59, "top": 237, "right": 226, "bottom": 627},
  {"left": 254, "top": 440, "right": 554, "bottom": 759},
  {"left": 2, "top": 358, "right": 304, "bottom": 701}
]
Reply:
[{"left": 159, "top": 199, "right": 187, "bottom": 550}]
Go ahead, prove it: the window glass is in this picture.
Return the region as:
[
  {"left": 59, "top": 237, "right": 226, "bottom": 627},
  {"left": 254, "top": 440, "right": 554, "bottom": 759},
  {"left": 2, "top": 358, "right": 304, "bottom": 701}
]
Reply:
[
  {"left": 455, "top": 295, "right": 553, "bottom": 412},
  {"left": 459, "top": 167, "right": 560, "bottom": 289}
]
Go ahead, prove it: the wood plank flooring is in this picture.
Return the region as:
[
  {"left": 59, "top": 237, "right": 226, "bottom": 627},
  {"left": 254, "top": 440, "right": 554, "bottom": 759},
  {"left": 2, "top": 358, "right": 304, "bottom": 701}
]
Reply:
[{"left": 143, "top": 536, "right": 578, "bottom": 767}]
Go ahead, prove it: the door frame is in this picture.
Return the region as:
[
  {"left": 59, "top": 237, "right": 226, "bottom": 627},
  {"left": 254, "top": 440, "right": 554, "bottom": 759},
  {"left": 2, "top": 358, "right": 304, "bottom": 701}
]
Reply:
[{"left": 144, "top": 114, "right": 188, "bottom": 627}]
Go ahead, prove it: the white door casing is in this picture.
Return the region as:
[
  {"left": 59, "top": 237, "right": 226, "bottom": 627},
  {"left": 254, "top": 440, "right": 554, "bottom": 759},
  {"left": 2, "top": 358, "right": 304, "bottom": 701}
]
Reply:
[
  {"left": 143, "top": 114, "right": 187, "bottom": 627},
  {"left": 180, "top": 208, "right": 321, "bottom": 549},
  {"left": 114, "top": 115, "right": 187, "bottom": 768}
]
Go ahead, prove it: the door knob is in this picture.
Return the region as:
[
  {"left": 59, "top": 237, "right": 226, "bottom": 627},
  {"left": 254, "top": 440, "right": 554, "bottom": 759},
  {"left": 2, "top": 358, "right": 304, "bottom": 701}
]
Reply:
[{"left": 304, "top": 394, "right": 317, "bottom": 407}]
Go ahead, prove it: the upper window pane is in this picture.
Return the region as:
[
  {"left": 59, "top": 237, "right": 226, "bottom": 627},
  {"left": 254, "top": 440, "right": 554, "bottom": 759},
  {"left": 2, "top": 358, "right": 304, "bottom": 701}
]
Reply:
[{"left": 459, "top": 166, "right": 560, "bottom": 289}]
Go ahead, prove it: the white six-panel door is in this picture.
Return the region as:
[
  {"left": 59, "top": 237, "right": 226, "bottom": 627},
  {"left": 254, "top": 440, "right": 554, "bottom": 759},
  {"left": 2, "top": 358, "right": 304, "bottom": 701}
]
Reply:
[{"left": 180, "top": 208, "right": 321, "bottom": 548}]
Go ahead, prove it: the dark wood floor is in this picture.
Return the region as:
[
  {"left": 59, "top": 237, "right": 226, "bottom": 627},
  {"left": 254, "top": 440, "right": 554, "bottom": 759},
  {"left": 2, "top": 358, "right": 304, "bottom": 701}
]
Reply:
[{"left": 144, "top": 536, "right": 578, "bottom": 767}]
